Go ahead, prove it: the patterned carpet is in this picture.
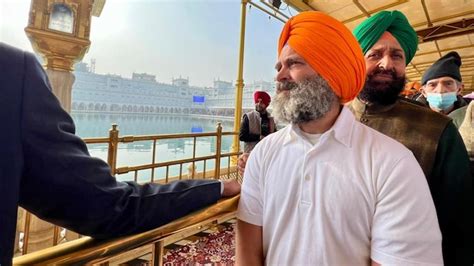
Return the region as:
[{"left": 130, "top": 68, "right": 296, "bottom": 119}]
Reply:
[{"left": 162, "top": 219, "right": 236, "bottom": 265}]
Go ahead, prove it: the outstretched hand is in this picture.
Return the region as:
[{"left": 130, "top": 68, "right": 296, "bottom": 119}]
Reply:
[
  {"left": 222, "top": 179, "right": 241, "bottom": 197},
  {"left": 237, "top": 153, "right": 250, "bottom": 176}
]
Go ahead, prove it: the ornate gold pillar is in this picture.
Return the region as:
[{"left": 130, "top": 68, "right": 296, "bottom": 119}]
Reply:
[
  {"left": 45, "top": 69, "right": 76, "bottom": 111},
  {"left": 24, "top": 0, "right": 105, "bottom": 112},
  {"left": 16, "top": 0, "right": 105, "bottom": 255}
]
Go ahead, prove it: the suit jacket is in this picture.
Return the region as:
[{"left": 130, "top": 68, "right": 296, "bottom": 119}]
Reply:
[{"left": 0, "top": 43, "right": 221, "bottom": 265}]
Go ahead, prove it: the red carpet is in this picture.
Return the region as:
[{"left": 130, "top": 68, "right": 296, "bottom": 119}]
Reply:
[{"left": 163, "top": 221, "right": 236, "bottom": 265}]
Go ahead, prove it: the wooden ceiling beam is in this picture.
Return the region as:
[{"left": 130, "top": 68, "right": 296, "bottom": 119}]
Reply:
[
  {"left": 411, "top": 55, "right": 474, "bottom": 66},
  {"left": 415, "top": 44, "right": 474, "bottom": 56},
  {"left": 283, "top": 0, "right": 314, "bottom": 12},
  {"left": 417, "top": 18, "right": 474, "bottom": 43},
  {"left": 341, "top": 0, "right": 409, "bottom": 24}
]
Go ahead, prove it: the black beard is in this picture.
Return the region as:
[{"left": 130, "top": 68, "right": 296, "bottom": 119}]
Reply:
[{"left": 359, "top": 69, "right": 406, "bottom": 105}]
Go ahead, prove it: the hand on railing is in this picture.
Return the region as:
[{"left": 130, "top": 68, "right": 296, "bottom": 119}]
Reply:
[
  {"left": 222, "top": 179, "right": 241, "bottom": 197},
  {"left": 237, "top": 152, "right": 250, "bottom": 176}
]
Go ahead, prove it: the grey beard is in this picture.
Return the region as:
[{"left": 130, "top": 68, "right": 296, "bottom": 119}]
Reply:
[{"left": 273, "top": 76, "right": 338, "bottom": 124}]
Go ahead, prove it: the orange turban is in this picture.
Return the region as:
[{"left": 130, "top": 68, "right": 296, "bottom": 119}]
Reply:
[{"left": 278, "top": 11, "right": 366, "bottom": 103}]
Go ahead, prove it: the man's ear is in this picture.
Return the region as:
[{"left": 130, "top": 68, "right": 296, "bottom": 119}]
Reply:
[
  {"left": 457, "top": 82, "right": 464, "bottom": 95},
  {"left": 420, "top": 86, "right": 427, "bottom": 97}
]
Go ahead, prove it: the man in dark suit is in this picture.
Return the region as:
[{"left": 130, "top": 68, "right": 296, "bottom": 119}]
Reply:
[{"left": 0, "top": 43, "right": 240, "bottom": 265}]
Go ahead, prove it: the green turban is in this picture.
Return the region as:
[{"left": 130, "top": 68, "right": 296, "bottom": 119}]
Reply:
[{"left": 353, "top": 11, "right": 418, "bottom": 65}]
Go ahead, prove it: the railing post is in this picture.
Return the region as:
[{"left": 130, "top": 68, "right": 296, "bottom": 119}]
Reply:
[
  {"left": 152, "top": 241, "right": 164, "bottom": 266},
  {"left": 22, "top": 212, "right": 31, "bottom": 255},
  {"left": 230, "top": 0, "right": 248, "bottom": 166},
  {"left": 108, "top": 124, "right": 119, "bottom": 176},
  {"left": 215, "top": 123, "right": 222, "bottom": 179},
  {"left": 53, "top": 226, "right": 60, "bottom": 246}
]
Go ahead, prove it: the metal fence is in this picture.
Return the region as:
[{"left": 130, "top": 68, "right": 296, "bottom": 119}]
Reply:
[{"left": 15, "top": 123, "right": 241, "bottom": 258}]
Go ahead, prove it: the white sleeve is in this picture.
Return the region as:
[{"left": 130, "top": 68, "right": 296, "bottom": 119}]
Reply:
[
  {"left": 371, "top": 153, "right": 443, "bottom": 265},
  {"left": 237, "top": 147, "right": 263, "bottom": 226}
]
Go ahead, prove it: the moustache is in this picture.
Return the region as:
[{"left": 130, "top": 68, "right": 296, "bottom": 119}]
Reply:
[
  {"left": 368, "top": 68, "right": 398, "bottom": 80},
  {"left": 276, "top": 81, "right": 298, "bottom": 92}
]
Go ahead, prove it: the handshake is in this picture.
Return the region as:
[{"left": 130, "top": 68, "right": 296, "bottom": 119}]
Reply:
[{"left": 219, "top": 153, "right": 251, "bottom": 197}]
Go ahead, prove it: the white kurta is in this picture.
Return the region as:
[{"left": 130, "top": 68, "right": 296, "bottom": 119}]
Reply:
[{"left": 237, "top": 107, "right": 442, "bottom": 266}]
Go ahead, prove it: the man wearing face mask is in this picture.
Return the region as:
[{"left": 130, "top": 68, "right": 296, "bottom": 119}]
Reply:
[
  {"left": 239, "top": 91, "right": 276, "bottom": 153},
  {"left": 415, "top": 51, "right": 467, "bottom": 114}
]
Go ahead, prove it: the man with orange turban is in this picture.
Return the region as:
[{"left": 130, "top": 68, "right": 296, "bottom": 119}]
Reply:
[
  {"left": 236, "top": 11, "right": 441, "bottom": 265},
  {"left": 351, "top": 11, "right": 472, "bottom": 265},
  {"left": 239, "top": 91, "right": 276, "bottom": 153}
]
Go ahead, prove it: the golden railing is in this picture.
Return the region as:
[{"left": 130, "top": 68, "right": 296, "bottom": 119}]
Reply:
[
  {"left": 14, "top": 123, "right": 242, "bottom": 264},
  {"left": 14, "top": 196, "right": 239, "bottom": 265}
]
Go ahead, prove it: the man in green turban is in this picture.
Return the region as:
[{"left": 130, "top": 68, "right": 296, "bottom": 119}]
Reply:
[
  {"left": 350, "top": 10, "right": 472, "bottom": 266},
  {"left": 353, "top": 10, "right": 418, "bottom": 65}
]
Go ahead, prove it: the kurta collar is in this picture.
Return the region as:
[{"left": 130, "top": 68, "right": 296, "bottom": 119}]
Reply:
[{"left": 283, "top": 106, "right": 354, "bottom": 148}]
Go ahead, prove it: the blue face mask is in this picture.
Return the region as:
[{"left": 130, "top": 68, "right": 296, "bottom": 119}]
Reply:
[{"left": 426, "top": 92, "right": 457, "bottom": 110}]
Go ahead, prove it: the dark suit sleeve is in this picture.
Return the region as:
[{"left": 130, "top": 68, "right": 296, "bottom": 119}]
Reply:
[
  {"left": 239, "top": 114, "right": 260, "bottom": 142},
  {"left": 430, "top": 122, "right": 473, "bottom": 265},
  {"left": 18, "top": 52, "right": 222, "bottom": 238}
]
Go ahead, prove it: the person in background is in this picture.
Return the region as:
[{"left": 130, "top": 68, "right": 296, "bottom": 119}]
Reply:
[
  {"left": 401, "top": 81, "right": 421, "bottom": 99},
  {"left": 236, "top": 11, "right": 442, "bottom": 265},
  {"left": 415, "top": 51, "right": 467, "bottom": 114},
  {"left": 239, "top": 91, "right": 276, "bottom": 153},
  {"left": 0, "top": 43, "right": 241, "bottom": 266}
]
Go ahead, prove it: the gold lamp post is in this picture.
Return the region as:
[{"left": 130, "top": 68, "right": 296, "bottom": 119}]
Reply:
[
  {"left": 24, "top": 0, "right": 105, "bottom": 112},
  {"left": 16, "top": 0, "right": 105, "bottom": 255}
]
